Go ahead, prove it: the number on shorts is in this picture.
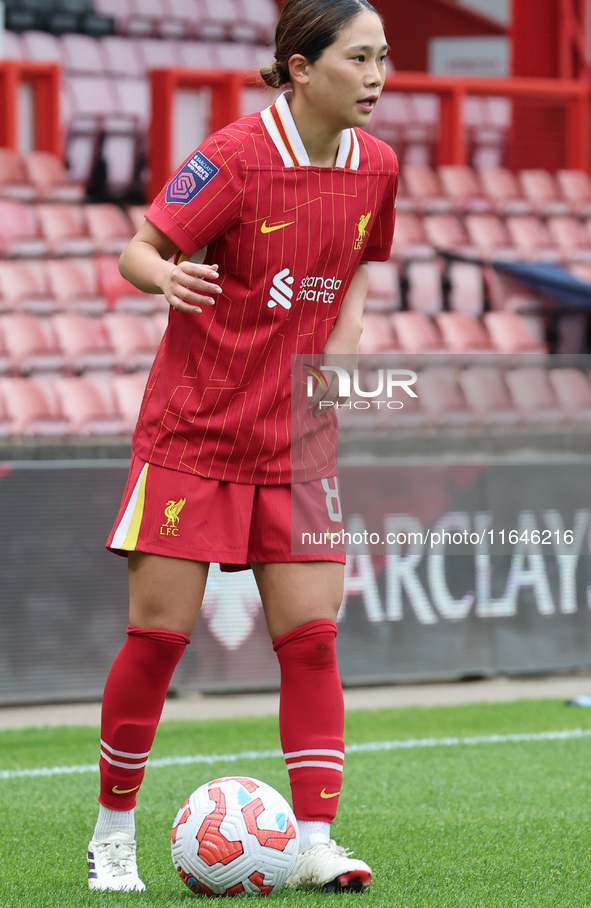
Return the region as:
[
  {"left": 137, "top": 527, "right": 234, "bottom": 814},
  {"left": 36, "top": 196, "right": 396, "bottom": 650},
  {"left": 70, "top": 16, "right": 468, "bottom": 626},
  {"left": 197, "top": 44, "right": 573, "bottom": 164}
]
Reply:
[{"left": 321, "top": 477, "right": 342, "bottom": 522}]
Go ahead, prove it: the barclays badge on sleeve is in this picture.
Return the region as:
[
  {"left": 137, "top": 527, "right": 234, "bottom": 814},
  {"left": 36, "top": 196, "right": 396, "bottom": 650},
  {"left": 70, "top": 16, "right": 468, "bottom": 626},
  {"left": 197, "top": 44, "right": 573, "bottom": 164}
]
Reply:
[{"left": 165, "top": 151, "right": 220, "bottom": 204}]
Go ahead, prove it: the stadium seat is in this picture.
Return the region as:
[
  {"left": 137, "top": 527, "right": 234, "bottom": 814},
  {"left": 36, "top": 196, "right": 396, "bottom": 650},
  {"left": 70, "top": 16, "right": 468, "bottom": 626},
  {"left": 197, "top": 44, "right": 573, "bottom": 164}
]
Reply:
[
  {"left": 232, "top": 0, "right": 277, "bottom": 42},
  {"left": 213, "top": 42, "right": 261, "bottom": 72},
  {"left": 20, "top": 30, "right": 63, "bottom": 64},
  {"left": 50, "top": 313, "right": 115, "bottom": 372},
  {"left": 0, "top": 390, "right": 13, "bottom": 436},
  {"left": 464, "top": 96, "right": 509, "bottom": 171},
  {"left": 549, "top": 367, "right": 591, "bottom": 422},
  {"left": 505, "top": 216, "right": 562, "bottom": 262},
  {"left": 100, "top": 35, "right": 144, "bottom": 78},
  {"left": 519, "top": 169, "right": 569, "bottom": 216},
  {"left": 110, "top": 370, "right": 149, "bottom": 432},
  {"left": 178, "top": 40, "right": 220, "bottom": 69},
  {"left": 484, "top": 311, "right": 548, "bottom": 355},
  {"left": 0, "top": 376, "right": 69, "bottom": 436},
  {"left": 0, "top": 261, "right": 56, "bottom": 315},
  {"left": 161, "top": 0, "right": 202, "bottom": 40},
  {"left": 95, "top": 255, "right": 162, "bottom": 313},
  {"left": 150, "top": 309, "right": 169, "bottom": 341},
  {"left": 36, "top": 203, "right": 95, "bottom": 257},
  {"left": 84, "top": 204, "right": 133, "bottom": 254},
  {"left": 402, "top": 165, "right": 451, "bottom": 214},
  {"left": 0, "top": 313, "right": 63, "bottom": 373},
  {"left": 359, "top": 313, "right": 397, "bottom": 354},
  {"left": 49, "top": 374, "right": 124, "bottom": 434},
  {"left": 94, "top": 0, "right": 134, "bottom": 34},
  {"left": 447, "top": 261, "right": 485, "bottom": 315},
  {"left": 438, "top": 165, "right": 492, "bottom": 213},
  {"left": 0, "top": 201, "right": 47, "bottom": 258},
  {"left": 504, "top": 367, "right": 564, "bottom": 423},
  {"left": 44, "top": 258, "right": 107, "bottom": 314},
  {"left": 60, "top": 33, "right": 105, "bottom": 75},
  {"left": 423, "top": 214, "right": 472, "bottom": 254},
  {"left": 556, "top": 169, "right": 591, "bottom": 217},
  {"left": 478, "top": 168, "right": 531, "bottom": 215},
  {"left": 404, "top": 95, "right": 440, "bottom": 166},
  {"left": 406, "top": 260, "right": 443, "bottom": 314},
  {"left": 4, "top": 30, "right": 24, "bottom": 60},
  {"left": 434, "top": 312, "right": 492, "bottom": 354},
  {"left": 363, "top": 92, "right": 411, "bottom": 150},
  {"left": 135, "top": 37, "right": 181, "bottom": 72},
  {"left": 415, "top": 367, "right": 474, "bottom": 426},
  {"left": 197, "top": 0, "right": 239, "bottom": 42},
  {"left": 390, "top": 311, "right": 445, "bottom": 353},
  {"left": 389, "top": 212, "right": 434, "bottom": 260},
  {"left": 0, "top": 150, "right": 36, "bottom": 202},
  {"left": 129, "top": 0, "right": 187, "bottom": 39},
  {"left": 22, "top": 151, "right": 85, "bottom": 203},
  {"left": 464, "top": 214, "right": 518, "bottom": 260},
  {"left": 67, "top": 73, "right": 118, "bottom": 120},
  {"left": 366, "top": 261, "right": 400, "bottom": 312},
  {"left": 103, "top": 312, "right": 158, "bottom": 369},
  {"left": 458, "top": 367, "right": 520, "bottom": 425},
  {"left": 546, "top": 216, "right": 591, "bottom": 262},
  {"left": 126, "top": 205, "right": 148, "bottom": 233}
]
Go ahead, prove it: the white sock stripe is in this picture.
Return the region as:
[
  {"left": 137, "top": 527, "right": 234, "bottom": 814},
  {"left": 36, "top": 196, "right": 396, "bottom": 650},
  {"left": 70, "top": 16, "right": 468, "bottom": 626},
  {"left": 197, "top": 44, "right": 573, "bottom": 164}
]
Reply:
[
  {"left": 100, "top": 751, "right": 149, "bottom": 770},
  {"left": 283, "top": 749, "right": 345, "bottom": 760},
  {"left": 286, "top": 760, "right": 344, "bottom": 772},
  {"left": 100, "top": 740, "right": 151, "bottom": 759}
]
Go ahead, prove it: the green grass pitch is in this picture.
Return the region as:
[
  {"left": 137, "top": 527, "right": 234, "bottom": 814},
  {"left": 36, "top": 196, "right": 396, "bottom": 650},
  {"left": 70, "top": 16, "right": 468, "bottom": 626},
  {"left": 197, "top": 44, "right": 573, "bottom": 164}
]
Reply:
[{"left": 1, "top": 699, "right": 591, "bottom": 907}]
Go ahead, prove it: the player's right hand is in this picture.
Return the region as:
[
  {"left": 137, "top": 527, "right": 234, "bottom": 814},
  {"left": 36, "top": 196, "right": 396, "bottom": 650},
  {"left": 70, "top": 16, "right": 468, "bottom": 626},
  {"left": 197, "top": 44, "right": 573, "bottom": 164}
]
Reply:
[{"left": 164, "top": 261, "right": 222, "bottom": 313}]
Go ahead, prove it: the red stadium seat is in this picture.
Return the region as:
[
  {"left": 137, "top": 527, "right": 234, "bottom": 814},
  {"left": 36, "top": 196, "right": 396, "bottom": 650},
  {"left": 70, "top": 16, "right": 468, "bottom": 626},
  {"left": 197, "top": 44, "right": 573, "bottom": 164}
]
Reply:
[
  {"left": 178, "top": 40, "right": 220, "bottom": 69},
  {"left": 110, "top": 371, "right": 149, "bottom": 432},
  {"left": 112, "top": 79, "right": 151, "bottom": 130},
  {"left": 44, "top": 259, "right": 107, "bottom": 315},
  {"left": 232, "top": 0, "right": 276, "bottom": 42},
  {"left": 464, "top": 214, "right": 517, "bottom": 260},
  {"left": 50, "top": 313, "right": 115, "bottom": 372},
  {"left": 390, "top": 311, "right": 445, "bottom": 354},
  {"left": 162, "top": 0, "right": 203, "bottom": 39},
  {"left": 103, "top": 312, "right": 158, "bottom": 370},
  {"left": 60, "top": 34, "right": 105, "bottom": 75},
  {"left": 196, "top": 0, "right": 237, "bottom": 41},
  {"left": 4, "top": 31, "right": 23, "bottom": 60},
  {"left": 0, "top": 149, "right": 35, "bottom": 202},
  {"left": 0, "top": 377, "right": 69, "bottom": 436},
  {"left": 402, "top": 165, "right": 451, "bottom": 214},
  {"left": 127, "top": 0, "right": 186, "bottom": 38},
  {"left": 20, "top": 31, "right": 62, "bottom": 64},
  {"left": 95, "top": 255, "right": 163, "bottom": 313},
  {"left": 0, "top": 261, "right": 56, "bottom": 315},
  {"left": 435, "top": 312, "right": 492, "bottom": 354},
  {"left": 365, "top": 93, "right": 411, "bottom": 151},
  {"left": 49, "top": 375, "right": 124, "bottom": 435},
  {"left": 458, "top": 367, "right": 520, "bottom": 425},
  {"left": 135, "top": 38, "right": 181, "bottom": 72},
  {"left": 504, "top": 367, "right": 564, "bottom": 423},
  {"left": 415, "top": 367, "right": 474, "bottom": 426},
  {"left": 505, "top": 216, "right": 562, "bottom": 262},
  {"left": 126, "top": 205, "right": 148, "bottom": 233},
  {"left": 100, "top": 36, "right": 144, "bottom": 79},
  {"left": 0, "top": 200, "right": 47, "bottom": 257},
  {"left": 0, "top": 313, "right": 63, "bottom": 373},
  {"left": 484, "top": 312, "right": 548, "bottom": 355},
  {"left": 546, "top": 216, "right": 591, "bottom": 262},
  {"left": 389, "top": 213, "right": 434, "bottom": 260},
  {"left": 35, "top": 203, "right": 95, "bottom": 257},
  {"left": 67, "top": 75, "right": 117, "bottom": 120},
  {"left": 213, "top": 43, "right": 260, "bottom": 72},
  {"left": 22, "top": 151, "right": 85, "bottom": 203},
  {"left": 448, "top": 262, "right": 486, "bottom": 315},
  {"left": 84, "top": 204, "right": 133, "bottom": 255},
  {"left": 150, "top": 310, "right": 169, "bottom": 342},
  {"left": 556, "top": 169, "right": 591, "bottom": 217},
  {"left": 423, "top": 214, "right": 471, "bottom": 254},
  {"left": 519, "top": 169, "right": 569, "bottom": 216},
  {"left": 549, "top": 368, "right": 591, "bottom": 422},
  {"left": 359, "top": 313, "right": 398, "bottom": 354},
  {"left": 438, "top": 165, "right": 492, "bottom": 213},
  {"left": 478, "top": 168, "right": 531, "bottom": 215},
  {"left": 366, "top": 262, "right": 400, "bottom": 312},
  {"left": 406, "top": 260, "right": 443, "bottom": 314}
]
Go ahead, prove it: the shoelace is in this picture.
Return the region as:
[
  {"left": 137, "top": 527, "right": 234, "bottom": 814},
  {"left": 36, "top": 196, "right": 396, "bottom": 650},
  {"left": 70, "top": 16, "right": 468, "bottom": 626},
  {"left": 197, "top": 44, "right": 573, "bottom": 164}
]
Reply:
[{"left": 102, "top": 841, "right": 135, "bottom": 877}]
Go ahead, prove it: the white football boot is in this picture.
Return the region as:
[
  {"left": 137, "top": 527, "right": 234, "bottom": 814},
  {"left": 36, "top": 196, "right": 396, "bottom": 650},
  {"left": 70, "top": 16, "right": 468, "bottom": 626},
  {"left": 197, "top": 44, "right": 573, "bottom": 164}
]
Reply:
[
  {"left": 87, "top": 830, "right": 146, "bottom": 891},
  {"left": 284, "top": 832, "right": 372, "bottom": 892}
]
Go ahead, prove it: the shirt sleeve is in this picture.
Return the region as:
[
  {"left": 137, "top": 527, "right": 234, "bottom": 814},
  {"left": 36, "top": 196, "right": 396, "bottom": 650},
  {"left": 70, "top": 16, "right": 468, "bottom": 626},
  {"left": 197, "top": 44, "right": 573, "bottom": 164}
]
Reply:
[
  {"left": 145, "top": 131, "right": 245, "bottom": 258},
  {"left": 362, "top": 162, "right": 399, "bottom": 263}
]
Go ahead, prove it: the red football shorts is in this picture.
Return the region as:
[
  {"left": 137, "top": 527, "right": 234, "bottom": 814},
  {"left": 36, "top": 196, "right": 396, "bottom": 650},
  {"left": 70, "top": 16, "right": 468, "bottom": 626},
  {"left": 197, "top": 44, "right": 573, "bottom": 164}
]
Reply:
[{"left": 106, "top": 453, "right": 346, "bottom": 571}]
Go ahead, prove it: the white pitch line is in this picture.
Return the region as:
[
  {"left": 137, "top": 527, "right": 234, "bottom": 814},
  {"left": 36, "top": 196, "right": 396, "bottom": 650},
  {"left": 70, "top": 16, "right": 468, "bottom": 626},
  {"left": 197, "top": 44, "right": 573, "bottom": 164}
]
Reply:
[{"left": 1, "top": 729, "right": 589, "bottom": 782}]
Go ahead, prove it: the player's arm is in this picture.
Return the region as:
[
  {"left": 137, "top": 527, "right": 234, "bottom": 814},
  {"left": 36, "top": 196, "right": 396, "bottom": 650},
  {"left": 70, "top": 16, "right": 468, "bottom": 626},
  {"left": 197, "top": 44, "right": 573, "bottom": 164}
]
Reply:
[
  {"left": 119, "top": 220, "right": 222, "bottom": 314},
  {"left": 309, "top": 262, "right": 368, "bottom": 414}
]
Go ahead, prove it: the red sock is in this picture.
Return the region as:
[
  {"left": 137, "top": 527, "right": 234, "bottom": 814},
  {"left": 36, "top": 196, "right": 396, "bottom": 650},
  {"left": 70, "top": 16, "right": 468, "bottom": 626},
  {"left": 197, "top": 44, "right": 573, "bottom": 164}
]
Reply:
[
  {"left": 99, "top": 625, "right": 190, "bottom": 810},
  {"left": 273, "top": 620, "right": 344, "bottom": 823}
]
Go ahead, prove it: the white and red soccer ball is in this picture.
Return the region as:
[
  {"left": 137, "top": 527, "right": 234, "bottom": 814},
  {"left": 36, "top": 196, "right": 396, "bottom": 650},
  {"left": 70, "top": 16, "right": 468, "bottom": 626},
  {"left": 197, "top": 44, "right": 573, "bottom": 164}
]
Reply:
[{"left": 171, "top": 776, "right": 299, "bottom": 896}]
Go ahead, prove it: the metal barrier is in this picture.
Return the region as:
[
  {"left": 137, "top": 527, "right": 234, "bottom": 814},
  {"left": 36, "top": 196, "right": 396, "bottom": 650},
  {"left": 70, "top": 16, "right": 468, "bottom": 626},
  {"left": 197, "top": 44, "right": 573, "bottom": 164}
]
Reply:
[{"left": 0, "top": 61, "right": 61, "bottom": 156}]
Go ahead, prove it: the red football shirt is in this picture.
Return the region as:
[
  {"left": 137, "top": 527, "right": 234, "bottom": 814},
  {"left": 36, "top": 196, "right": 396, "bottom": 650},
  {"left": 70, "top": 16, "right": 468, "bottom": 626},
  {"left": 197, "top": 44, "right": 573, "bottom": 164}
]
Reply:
[{"left": 136, "top": 92, "right": 398, "bottom": 484}]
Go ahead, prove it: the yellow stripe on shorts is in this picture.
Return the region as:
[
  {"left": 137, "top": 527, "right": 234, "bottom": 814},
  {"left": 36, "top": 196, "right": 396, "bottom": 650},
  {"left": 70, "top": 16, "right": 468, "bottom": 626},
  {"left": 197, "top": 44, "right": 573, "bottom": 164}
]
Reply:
[{"left": 111, "top": 463, "right": 149, "bottom": 551}]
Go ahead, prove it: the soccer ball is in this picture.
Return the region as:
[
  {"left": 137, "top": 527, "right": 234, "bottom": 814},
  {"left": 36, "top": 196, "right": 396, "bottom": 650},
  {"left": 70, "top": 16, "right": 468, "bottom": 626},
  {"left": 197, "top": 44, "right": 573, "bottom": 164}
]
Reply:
[{"left": 171, "top": 776, "right": 299, "bottom": 896}]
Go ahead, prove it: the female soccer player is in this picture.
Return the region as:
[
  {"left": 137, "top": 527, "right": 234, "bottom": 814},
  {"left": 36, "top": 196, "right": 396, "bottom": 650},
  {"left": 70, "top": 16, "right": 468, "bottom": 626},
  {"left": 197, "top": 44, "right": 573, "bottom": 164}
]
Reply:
[{"left": 87, "top": 0, "right": 397, "bottom": 893}]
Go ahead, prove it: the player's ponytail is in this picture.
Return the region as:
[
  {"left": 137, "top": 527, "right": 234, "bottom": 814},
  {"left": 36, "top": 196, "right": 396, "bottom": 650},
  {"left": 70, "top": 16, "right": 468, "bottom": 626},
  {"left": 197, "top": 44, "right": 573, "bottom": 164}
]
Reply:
[{"left": 260, "top": 0, "right": 383, "bottom": 89}]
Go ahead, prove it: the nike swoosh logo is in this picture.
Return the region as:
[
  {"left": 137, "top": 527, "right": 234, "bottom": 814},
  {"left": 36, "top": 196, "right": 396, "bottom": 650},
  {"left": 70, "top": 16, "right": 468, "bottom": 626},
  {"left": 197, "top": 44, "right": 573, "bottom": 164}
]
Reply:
[
  {"left": 320, "top": 789, "right": 340, "bottom": 799},
  {"left": 261, "top": 220, "right": 295, "bottom": 234},
  {"left": 112, "top": 785, "right": 141, "bottom": 795}
]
